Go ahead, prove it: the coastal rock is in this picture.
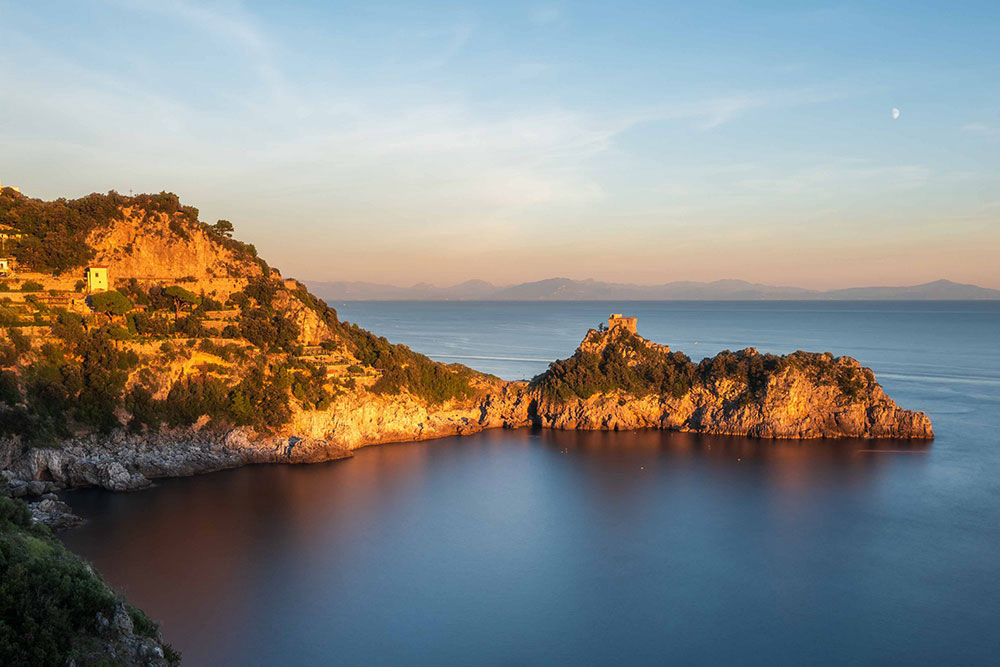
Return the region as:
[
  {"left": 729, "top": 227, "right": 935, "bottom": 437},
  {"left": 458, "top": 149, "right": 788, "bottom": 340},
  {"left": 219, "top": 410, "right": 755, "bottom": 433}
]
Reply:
[
  {"left": 81, "top": 603, "right": 172, "bottom": 667},
  {"left": 29, "top": 497, "right": 84, "bottom": 530}
]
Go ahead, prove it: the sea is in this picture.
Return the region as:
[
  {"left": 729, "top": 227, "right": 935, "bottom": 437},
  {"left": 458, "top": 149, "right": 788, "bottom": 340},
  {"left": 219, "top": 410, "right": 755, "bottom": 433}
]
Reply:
[{"left": 59, "top": 301, "right": 1000, "bottom": 666}]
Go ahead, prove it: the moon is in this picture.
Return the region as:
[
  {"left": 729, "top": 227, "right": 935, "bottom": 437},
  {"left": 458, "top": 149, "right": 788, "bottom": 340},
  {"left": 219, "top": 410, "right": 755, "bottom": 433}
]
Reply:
[{"left": 892, "top": 108, "right": 901, "bottom": 120}]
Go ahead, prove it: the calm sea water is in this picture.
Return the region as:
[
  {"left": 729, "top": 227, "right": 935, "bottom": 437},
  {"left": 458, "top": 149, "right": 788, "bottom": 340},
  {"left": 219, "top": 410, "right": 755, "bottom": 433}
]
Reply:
[{"left": 61, "top": 301, "right": 1000, "bottom": 666}]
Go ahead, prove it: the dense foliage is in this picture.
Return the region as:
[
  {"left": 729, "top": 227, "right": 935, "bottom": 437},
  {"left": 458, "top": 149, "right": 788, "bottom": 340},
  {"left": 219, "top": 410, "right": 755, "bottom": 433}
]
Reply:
[
  {"left": 89, "top": 290, "right": 134, "bottom": 321},
  {"left": 0, "top": 496, "right": 178, "bottom": 665},
  {"left": 126, "top": 358, "right": 309, "bottom": 432},
  {"left": 532, "top": 330, "right": 872, "bottom": 403},
  {"left": 0, "top": 188, "right": 260, "bottom": 274},
  {"left": 0, "top": 327, "right": 140, "bottom": 444},
  {"left": 532, "top": 331, "right": 696, "bottom": 401},
  {"left": 336, "top": 322, "right": 477, "bottom": 403}
]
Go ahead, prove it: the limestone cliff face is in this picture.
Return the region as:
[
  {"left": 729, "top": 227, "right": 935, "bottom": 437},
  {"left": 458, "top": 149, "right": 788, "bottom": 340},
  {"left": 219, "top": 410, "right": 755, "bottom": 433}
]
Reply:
[
  {"left": 87, "top": 206, "right": 262, "bottom": 297},
  {"left": 529, "top": 371, "right": 933, "bottom": 438},
  {"left": 271, "top": 285, "right": 339, "bottom": 346}
]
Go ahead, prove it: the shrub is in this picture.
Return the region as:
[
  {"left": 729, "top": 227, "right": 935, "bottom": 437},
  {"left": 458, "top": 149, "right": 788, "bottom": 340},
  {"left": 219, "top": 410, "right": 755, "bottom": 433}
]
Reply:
[
  {"left": 0, "top": 189, "right": 198, "bottom": 274},
  {"left": 532, "top": 331, "right": 695, "bottom": 401},
  {"left": 7, "top": 328, "right": 30, "bottom": 356},
  {"left": 336, "top": 323, "right": 478, "bottom": 404},
  {"left": 50, "top": 310, "right": 86, "bottom": 344},
  {"left": 239, "top": 308, "right": 299, "bottom": 352},
  {"left": 0, "top": 496, "right": 179, "bottom": 665},
  {"left": 20, "top": 281, "right": 43, "bottom": 292},
  {"left": 163, "top": 285, "right": 201, "bottom": 315}
]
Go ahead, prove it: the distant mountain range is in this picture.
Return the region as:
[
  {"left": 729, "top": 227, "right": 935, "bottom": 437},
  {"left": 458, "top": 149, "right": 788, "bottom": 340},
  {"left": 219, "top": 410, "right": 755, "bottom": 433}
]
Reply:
[{"left": 306, "top": 278, "right": 1000, "bottom": 301}]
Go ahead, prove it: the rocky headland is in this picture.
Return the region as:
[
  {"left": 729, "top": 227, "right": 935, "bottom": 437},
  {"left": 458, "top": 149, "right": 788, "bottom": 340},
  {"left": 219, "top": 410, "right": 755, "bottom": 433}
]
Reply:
[
  {"left": 0, "top": 187, "right": 932, "bottom": 502},
  {"left": 526, "top": 326, "right": 933, "bottom": 439}
]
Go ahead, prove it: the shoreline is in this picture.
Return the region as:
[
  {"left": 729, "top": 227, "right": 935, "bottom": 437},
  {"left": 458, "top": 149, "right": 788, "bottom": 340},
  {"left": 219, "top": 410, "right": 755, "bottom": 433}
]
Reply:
[{"left": 4, "top": 410, "right": 934, "bottom": 503}]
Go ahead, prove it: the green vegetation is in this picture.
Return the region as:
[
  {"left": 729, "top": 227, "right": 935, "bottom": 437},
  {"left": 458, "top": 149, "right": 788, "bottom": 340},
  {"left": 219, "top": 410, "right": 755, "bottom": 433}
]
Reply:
[
  {"left": 212, "top": 219, "right": 234, "bottom": 238},
  {"left": 0, "top": 188, "right": 492, "bottom": 443},
  {"left": 336, "top": 322, "right": 478, "bottom": 403},
  {"left": 126, "top": 358, "right": 304, "bottom": 432},
  {"left": 0, "top": 188, "right": 260, "bottom": 274},
  {"left": 0, "top": 327, "right": 138, "bottom": 443},
  {"left": 163, "top": 285, "right": 201, "bottom": 316},
  {"left": 232, "top": 277, "right": 300, "bottom": 352},
  {"left": 532, "top": 330, "right": 872, "bottom": 404},
  {"left": 89, "top": 290, "right": 133, "bottom": 323},
  {"left": 0, "top": 496, "right": 179, "bottom": 665},
  {"left": 532, "top": 331, "right": 695, "bottom": 401}
]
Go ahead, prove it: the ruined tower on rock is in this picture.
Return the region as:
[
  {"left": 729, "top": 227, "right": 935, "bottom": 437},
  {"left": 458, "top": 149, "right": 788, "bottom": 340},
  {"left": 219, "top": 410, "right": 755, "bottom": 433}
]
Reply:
[{"left": 608, "top": 313, "right": 637, "bottom": 334}]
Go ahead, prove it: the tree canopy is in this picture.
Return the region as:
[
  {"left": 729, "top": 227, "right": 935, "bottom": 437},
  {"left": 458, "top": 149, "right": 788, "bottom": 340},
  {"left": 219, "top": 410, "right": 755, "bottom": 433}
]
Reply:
[
  {"left": 212, "top": 219, "right": 234, "bottom": 238},
  {"left": 89, "top": 290, "right": 133, "bottom": 319},
  {"left": 163, "top": 286, "right": 201, "bottom": 317}
]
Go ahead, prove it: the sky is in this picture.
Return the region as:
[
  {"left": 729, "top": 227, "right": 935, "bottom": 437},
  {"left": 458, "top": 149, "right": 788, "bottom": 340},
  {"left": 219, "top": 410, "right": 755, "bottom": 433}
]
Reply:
[{"left": 1, "top": 1, "right": 999, "bottom": 289}]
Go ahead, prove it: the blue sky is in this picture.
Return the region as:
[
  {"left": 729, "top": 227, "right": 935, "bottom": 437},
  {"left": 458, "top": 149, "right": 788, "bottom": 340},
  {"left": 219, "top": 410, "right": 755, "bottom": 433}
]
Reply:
[{"left": 1, "top": 0, "right": 998, "bottom": 287}]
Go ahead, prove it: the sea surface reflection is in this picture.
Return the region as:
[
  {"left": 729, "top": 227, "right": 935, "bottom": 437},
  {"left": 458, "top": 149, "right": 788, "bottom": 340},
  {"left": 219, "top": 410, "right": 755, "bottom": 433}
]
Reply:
[
  {"left": 61, "top": 429, "right": 992, "bottom": 666},
  {"left": 60, "top": 301, "right": 1000, "bottom": 665}
]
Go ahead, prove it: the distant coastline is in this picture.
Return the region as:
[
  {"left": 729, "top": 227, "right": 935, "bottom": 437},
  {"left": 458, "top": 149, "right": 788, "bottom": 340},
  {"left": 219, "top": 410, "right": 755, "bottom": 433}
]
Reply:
[{"left": 307, "top": 278, "right": 1000, "bottom": 301}]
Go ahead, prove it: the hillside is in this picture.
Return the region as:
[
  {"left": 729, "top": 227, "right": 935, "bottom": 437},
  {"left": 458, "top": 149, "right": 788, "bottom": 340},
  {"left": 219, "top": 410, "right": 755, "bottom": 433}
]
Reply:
[
  {"left": 0, "top": 187, "right": 500, "bottom": 480},
  {"left": 0, "top": 187, "right": 506, "bottom": 663}
]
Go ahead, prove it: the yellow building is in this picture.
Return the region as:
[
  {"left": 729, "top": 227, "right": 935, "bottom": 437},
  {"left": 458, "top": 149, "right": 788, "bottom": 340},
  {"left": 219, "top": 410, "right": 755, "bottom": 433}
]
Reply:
[
  {"left": 85, "top": 266, "right": 109, "bottom": 292},
  {"left": 0, "top": 258, "right": 13, "bottom": 278}
]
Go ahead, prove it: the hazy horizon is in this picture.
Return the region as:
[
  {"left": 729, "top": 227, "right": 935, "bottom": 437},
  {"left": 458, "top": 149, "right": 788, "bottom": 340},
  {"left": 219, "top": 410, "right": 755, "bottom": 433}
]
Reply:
[
  {"left": 2, "top": 1, "right": 999, "bottom": 289},
  {"left": 309, "top": 275, "right": 993, "bottom": 291}
]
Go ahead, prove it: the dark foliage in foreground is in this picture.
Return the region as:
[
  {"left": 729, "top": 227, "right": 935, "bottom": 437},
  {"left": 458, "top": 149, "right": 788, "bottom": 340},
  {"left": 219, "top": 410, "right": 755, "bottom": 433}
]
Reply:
[{"left": 0, "top": 496, "right": 179, "bottom": 665}]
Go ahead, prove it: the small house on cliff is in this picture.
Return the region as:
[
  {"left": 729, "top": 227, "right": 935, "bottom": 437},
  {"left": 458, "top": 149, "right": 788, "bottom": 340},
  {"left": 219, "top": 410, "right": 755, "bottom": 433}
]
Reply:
[
  {"left": 85, "top": 266, "right": 109, "bottom": 293},
  {"left": 608, "top": 313, "right": 637, "bottom": 334}
]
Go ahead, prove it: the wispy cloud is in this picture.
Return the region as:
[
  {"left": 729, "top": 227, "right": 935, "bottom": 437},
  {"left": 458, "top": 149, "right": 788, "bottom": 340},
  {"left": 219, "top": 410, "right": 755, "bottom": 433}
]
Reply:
[
  {"left": 529, "top": 5, "right": 563, "bottom": 26},
  {"left": 963, "top": 123, "right": 1000, "bottom": 140},
  {"left": 103, "top": 0, "right": 294, "bottom": 104},
  {"left": 5, "top": 1, "right": 993, "bottom": 287}
]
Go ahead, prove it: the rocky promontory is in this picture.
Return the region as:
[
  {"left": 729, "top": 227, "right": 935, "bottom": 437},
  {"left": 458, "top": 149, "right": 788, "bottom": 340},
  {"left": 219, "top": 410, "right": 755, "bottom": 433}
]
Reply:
[{"left": 523, "top": 325, "right": 933, "bottom": 439}]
